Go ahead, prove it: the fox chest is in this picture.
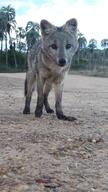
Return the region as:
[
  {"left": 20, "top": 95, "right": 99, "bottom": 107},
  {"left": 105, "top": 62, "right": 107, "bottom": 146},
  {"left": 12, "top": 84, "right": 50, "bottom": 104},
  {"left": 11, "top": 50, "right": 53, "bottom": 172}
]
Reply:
[{"left": 39, "top": 68, "right": 65, "bottom": 84}]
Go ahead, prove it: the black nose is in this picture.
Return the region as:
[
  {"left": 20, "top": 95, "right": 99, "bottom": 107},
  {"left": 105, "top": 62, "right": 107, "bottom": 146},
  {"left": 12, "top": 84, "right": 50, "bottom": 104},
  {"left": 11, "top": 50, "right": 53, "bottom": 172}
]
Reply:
[{"left": 59, "top": 58, "right": 66, "bottom": 66}]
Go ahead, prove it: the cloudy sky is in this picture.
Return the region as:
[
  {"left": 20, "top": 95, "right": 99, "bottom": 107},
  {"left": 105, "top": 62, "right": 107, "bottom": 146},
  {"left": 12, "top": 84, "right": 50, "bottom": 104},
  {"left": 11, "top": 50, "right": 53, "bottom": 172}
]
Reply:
[{"left": 1, "top": 0, "right": 108, "bottom": 45}]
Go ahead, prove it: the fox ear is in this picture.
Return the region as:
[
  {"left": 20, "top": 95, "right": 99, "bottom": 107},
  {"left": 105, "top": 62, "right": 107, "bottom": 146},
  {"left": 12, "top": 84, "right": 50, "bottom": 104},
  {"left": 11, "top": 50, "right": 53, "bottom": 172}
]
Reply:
[
  {"left": 40, "top": 20, "right": 56, "bottom": 35},
  {"left": 63, "top": 18, "right": 78, "bottom": 34}
]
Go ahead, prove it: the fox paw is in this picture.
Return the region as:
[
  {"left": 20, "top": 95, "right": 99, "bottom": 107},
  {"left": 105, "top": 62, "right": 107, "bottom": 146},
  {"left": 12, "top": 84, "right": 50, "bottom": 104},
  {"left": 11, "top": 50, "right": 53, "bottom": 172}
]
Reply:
[
  {"left": 23, "top": 108, "right": 30, "bottom": 114},
  {"left": 35, "top": 109, "right": 42, "bottom": 117},
  {"left": 46, "top": 108, "right": 54, "bottom": 113},
  {"left": 57, "top": 113, "right": 77, "bottom": 121}
]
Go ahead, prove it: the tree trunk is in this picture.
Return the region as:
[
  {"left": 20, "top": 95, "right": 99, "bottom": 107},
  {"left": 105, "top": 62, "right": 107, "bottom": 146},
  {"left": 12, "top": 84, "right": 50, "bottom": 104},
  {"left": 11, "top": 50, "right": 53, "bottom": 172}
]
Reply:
[
  {"left": 0, "top": 41, "right": 3, "bottom": 52},
  {"left": 13, "top": 48, "right": 17, "bottom": 69},
  {"left": 0, "top": 41, "right": 2, "bottom": 64},
  {"left": 9, "top": 34, "right": 17, "bottom": 69},
  {"left": 5, "top": 33, "right": 8, "bottom": 70}
]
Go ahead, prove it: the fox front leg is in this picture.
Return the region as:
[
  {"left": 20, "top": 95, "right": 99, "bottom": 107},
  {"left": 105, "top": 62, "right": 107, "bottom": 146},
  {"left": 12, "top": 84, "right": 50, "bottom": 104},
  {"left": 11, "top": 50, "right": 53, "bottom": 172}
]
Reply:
[
  {"left": 54, "top": 83, "right": 77, "bottom": 121},
  {"left": 35, "top": 76, "right": 45, "bottom": 117},
  {"left": 43, "top": 81, "right": 54, "bottom": 113}
]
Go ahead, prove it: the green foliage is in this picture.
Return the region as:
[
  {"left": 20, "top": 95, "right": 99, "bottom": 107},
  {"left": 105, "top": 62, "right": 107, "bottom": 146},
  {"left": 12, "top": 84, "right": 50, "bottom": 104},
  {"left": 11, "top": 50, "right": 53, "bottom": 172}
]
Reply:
[
  {"left": 71, "top": 57, "right": 88, "bottom": 70},
  {"left": 0, "top": 50, "right": 26, "bottom": 72}
]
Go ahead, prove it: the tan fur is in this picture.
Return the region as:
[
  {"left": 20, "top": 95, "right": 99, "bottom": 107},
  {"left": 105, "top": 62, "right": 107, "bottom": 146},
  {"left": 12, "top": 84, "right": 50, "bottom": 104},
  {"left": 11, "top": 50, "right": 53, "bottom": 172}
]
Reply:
[{"left": 23, "top": 18, "right": 78, "bottom": 121}]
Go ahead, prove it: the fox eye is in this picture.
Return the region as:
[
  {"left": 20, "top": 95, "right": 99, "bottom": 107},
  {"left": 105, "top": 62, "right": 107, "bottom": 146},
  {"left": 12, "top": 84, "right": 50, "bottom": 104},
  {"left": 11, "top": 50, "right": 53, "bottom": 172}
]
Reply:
[
  {"left": 51, "top": 44, "right": 58, "bottom": 50},
  {"left": 66, "top": 44, "right": 72, "bottom": 49}
]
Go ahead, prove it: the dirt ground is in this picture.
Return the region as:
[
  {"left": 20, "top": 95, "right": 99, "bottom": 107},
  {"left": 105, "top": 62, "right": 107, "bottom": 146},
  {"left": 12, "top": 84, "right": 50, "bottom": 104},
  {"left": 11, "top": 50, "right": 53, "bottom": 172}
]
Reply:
[{"left": 0, "top": 73, "right": 108, "bottom": 192}]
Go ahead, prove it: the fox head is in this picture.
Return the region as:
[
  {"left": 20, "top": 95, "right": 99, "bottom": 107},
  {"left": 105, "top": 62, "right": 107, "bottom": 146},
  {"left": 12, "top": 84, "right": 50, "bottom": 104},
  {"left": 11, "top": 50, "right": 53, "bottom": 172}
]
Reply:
[{"left": 40, "top": 18, "right": 78, "bottom": 68}]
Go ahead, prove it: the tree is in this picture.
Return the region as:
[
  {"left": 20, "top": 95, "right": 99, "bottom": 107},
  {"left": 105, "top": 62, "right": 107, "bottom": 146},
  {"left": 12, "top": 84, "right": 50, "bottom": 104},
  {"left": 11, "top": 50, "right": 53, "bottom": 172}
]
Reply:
[
  {"left": 1, "top": 5, "right": 16, "bottom": 40},
  {"left": 76, "top": 31, "right": 87, "bottom": 67},
  {"left": 0, "top": 5, "right": 16, "bottom": 68},
  {"left": 78, "top": 36, "right": 87, "bottom": 50},
  {"left": 88, "top": 39, "right": 97, "bottom": 70},
  {"left": 101, "top": 39, "right": 108, "bottom": 49},
  {"left": 0, "top": 11, "right": 5, "bottom": 52},
  {"left": 0, "top": 9, "right": 8, "bottom": 66},
  {"left": 26, "top": 21, "right": 40, "bottom": 33},
  {"left": 16, "top": 27, "right": 26, "bottom": 52},
  {"left": 88, "top": 39, "right": 97, "bottom": 52},
  {"left": 25, "top": 21, "right": 40, "bottom": 50},
  {"left": 101, "top": 39, "right": 108, "bottom": 58},
  {"left": 17, "top": 42, "right": 26, "bottom": 52},
  {"left": 78, "top": 31, "right": 87, "bottom": 50},
  {"left": 100, "top": 39, "right": 108, "bottom": 71}
]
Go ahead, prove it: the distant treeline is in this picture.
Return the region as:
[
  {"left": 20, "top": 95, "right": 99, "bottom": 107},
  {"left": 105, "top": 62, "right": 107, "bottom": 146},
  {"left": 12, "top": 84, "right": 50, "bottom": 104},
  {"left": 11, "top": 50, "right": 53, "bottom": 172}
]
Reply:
[
  {"left": 71, "top": 46, "right": 108, "bottom": 76},
  {"left": 0, "top": 50, "right": 26, "bottom": 72},
  {"left": 0, "top": 5, "right": 108, "bottom": 75}
]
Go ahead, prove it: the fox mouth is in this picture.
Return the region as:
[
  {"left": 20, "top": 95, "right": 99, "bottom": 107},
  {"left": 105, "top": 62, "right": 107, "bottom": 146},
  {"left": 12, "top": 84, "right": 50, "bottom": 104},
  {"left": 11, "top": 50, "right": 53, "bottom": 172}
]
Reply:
[{"left": 58, "top": 63, "right": 66, "bottom": 67}]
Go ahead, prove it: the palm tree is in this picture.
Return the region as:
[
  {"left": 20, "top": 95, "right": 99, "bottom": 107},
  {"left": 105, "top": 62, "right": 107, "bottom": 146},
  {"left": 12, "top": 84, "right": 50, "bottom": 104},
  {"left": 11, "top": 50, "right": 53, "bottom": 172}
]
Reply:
[
  {"left": 0, "top": 10, "right": 7, "bottom": 55},
  {"left": 0, "top": 9, "right": 8, "bottom": 66},
  {"left": 78, "top": 36, "right": 87, "bottom": 50},
  {"left": 101, "top": 39, "right": 108, "bottom": 58},
  {"left": 26, "top": 21, "right": 40, "bottom": 33},
  {"left": 76, "top": 31, "right": 87, "bottom": 66},
  {"left": 1, "top": 5, "right": 16, "bottom": 41},
  {"left": 88, "top": 39, "right": 97, "bottom": 52},
  {"left": 101, "top": 39, "right": 108, "bottom": 49},
  {"left": 88, "top": 39, "right": 97, "bottom": 70},
  {"left": 16, "top": 27, "right": 26, "bottom": 52},
  {"left": 78, "top": 31, "right": 87, "bottom": 50},
  {"left": 0, "top": 12, "right": 6, "bottom": 53},
  {"left": 25, "top": 21, "right": 40, "bottom": 50},
  {"left": 101, "top": 39, "right": 108, "bottom": 70},
  {"left": 0, "top": 5, "right": 16, "bottom": 68}
]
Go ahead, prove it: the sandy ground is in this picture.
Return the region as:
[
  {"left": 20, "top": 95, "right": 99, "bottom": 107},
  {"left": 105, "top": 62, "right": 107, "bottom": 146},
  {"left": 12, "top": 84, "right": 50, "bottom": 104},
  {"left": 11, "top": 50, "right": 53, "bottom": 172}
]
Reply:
[{"left": 0, "top": 73, "right": 108, "bottom": 192}]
